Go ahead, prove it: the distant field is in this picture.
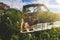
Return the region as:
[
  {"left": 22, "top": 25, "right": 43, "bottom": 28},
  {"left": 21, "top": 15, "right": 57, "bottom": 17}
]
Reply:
[{"left": 55, "top": 13, "right": 60, "bottom": 21}]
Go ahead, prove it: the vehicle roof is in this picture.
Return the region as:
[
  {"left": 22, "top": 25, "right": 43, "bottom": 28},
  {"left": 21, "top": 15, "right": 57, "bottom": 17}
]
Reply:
[
  {"left": 23, "top": 4, "right": 45, "bottom": 8},
  {"left": 23, "top": 4, "right": 49, "bottom": 12}
]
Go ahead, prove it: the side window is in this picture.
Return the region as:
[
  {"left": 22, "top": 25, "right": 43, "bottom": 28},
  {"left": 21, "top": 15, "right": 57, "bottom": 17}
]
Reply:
[
  {"left": 26, "top": 7, "right": 37, "bottom": 13},
  {"left": 40, "top": 6, "right": 48, "bottom": 11}
]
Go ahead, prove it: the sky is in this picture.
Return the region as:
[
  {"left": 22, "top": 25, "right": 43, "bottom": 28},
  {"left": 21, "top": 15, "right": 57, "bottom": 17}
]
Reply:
[{"left": 0, "top": 0, "right": 60, "bottom": 13}]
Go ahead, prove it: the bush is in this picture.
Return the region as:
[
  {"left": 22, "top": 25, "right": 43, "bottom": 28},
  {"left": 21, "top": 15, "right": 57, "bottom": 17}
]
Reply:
[
  {"left": 18, "top": 27, "right": 60, "bottom": 40},
  {"left": 0, "top": 8, "right": 22, "bottom": 40},
  {"left": 0, "top": 8, "right": 60, "bottom": 40}
]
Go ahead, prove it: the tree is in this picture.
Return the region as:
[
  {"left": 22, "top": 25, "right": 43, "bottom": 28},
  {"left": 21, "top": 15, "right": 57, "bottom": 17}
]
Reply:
[
  {"left": 0, "top": 2, "right": 10, "bottom": 10},
  {"left": 0, "top": 8, "right": 22, "bottom": 40}
]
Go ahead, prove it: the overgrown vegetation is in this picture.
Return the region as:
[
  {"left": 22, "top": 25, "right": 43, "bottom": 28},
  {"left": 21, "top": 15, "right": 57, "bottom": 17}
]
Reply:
[
  {"left": 0, "top": 8, "right": 60, "bottom": 40},
  {"left": 0, "top": 3, "right": 60, "bottom": 40},
  {"left": 37, "top": 11, "right": 56, "bottom": 23},
  {"left": 0, "top": 8, "right": 22, "bottom": 40},
  {"left": 55, "top": 13, "right": 60, "bottom": 21}
]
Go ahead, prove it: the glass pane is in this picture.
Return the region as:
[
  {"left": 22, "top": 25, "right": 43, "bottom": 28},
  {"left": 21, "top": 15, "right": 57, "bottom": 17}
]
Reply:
[
  {"left": 26, "top": 7, "right": 37, "bottom": 13},
  {"left": 40, "top": 6, "right": 47, "bottom": 11}
]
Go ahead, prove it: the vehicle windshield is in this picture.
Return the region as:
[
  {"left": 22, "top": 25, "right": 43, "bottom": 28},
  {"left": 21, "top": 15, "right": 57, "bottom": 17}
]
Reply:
[{"left": 25, "top": 6, "right": 48, "bottom": 13}]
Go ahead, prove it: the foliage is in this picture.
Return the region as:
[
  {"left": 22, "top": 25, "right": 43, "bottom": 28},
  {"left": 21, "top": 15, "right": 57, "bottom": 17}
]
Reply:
[
  {"left": 0, "top": 8, "right": 22, "bottom": 40},
  {"left": 55, "top": 13, "right": 60, "bottom": 21},
  {"left": 0, "top": 8, "right": 60, "bottom": 40},
  {"left": 19, "top": 27, "right": 60, "bottom": 40},
  {"left": 1, "top": 8, "right": 22, "bottom": 30},
  {"left": 10, "top": 33, "right": 19, "bottom": 40},
  {"left": 9, "top": 27, "right": 59, "bottom": 40},
  {"left": 0, "top": 3, "right": 59, "bottom": 40},
  {"left": 37, "top": 11, "right": 56, "bottom": 23}
]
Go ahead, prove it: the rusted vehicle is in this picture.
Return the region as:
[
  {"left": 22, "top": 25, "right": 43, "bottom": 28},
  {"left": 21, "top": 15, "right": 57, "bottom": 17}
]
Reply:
[{"left": 20, "top": 4, "right": 49, "bottom": 33}]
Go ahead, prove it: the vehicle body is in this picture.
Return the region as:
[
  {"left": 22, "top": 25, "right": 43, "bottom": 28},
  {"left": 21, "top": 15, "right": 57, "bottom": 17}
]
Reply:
[{"left": 21, "top": 4, "right": 49, "bottom": 33}]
